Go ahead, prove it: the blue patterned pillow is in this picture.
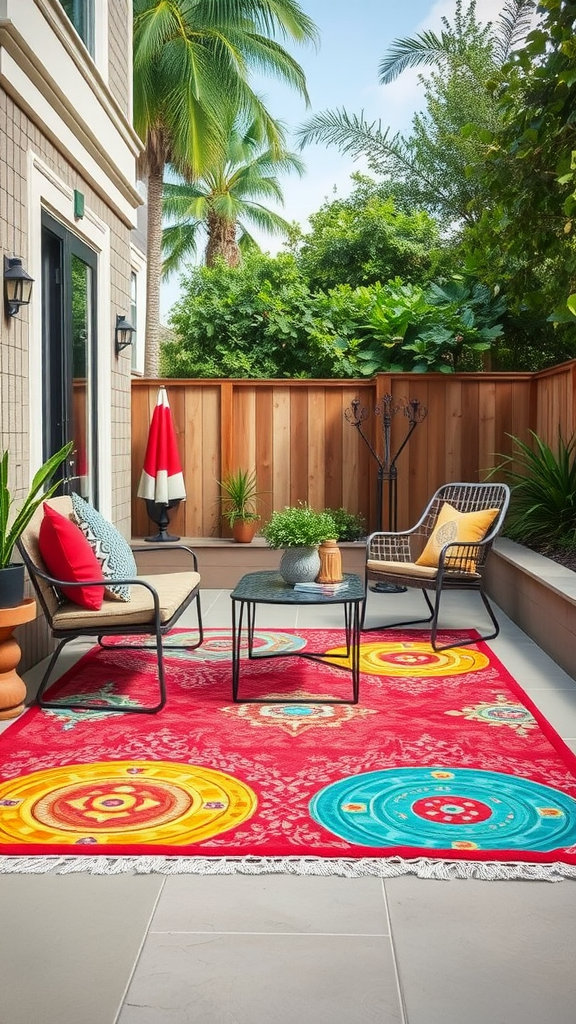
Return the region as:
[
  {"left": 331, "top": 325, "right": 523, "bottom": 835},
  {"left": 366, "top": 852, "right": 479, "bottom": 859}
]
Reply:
[{"left": 71, "top": 493, "right": 137, "bottom": 602}]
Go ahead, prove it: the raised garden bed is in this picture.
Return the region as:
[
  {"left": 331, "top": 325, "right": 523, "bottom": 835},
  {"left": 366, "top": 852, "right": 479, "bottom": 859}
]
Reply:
[{"left": 485, "top": 538, "right": 576, "bottom": 683}]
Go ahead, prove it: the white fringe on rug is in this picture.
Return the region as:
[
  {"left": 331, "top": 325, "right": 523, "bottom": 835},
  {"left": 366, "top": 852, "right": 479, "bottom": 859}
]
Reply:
[{"left": 1, "top": 855, "right": 576, "bottom": 881}]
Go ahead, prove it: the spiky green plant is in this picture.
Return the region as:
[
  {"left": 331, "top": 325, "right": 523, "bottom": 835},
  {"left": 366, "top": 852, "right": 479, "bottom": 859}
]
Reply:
[
  {"left": 218, "top": 468, "right": 262, "bottom": 526},
  {"left": 493, "top": 431, "right": 576, "bottom": 549},
  {"left": 0, "top": 442, "right": 74, "bottom": 568}
]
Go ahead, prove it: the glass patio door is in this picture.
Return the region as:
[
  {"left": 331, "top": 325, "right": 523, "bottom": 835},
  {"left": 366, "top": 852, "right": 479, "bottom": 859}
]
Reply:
[{"left": 41, "top": 212, "right": 98, "bottom": 503}]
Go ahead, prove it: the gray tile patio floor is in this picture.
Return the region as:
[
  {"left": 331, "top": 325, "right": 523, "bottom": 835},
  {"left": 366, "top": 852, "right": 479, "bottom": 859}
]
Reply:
[{"left": 1, "top": 587, "right": 575, "bottom": 1024}]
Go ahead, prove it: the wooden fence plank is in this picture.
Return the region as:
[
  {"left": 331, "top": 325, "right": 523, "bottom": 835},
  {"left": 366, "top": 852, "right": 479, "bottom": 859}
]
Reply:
[
  {"left": 324, "top": 389, "right": 343, "bottom": 512},
  {"left": 308, "top": 388, "right": 326, "bottom": 510},
  {"left": 290, "top": 389, "right": 309, "bottom": 504},
  {"left": 272, "top": 387, "right": 291, "bottom": 510},
  {"left": 255, "top": 387, "right": 274, "bottom": 524}
]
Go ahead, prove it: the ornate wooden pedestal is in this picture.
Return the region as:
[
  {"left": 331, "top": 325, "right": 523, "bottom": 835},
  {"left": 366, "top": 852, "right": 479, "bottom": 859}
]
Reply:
[{"left": 0, "top": 597, "right": 37, "bottom": 719}]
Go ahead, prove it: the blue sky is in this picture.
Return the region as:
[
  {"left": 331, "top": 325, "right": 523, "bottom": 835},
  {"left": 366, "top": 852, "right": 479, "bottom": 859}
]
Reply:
[{"left": 160, "top": 0, "right": 507, "bottom": 319}]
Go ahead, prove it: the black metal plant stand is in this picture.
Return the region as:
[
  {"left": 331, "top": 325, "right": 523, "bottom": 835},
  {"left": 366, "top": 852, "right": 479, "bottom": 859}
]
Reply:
[{"left": 345, "top": 395, "right": 428, "bottom": 593}]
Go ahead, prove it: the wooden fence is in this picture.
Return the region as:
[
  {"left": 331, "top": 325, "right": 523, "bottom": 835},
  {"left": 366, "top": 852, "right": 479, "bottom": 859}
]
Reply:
[{"left": 131, "top": 361, "right": 576, "bottom": 538}]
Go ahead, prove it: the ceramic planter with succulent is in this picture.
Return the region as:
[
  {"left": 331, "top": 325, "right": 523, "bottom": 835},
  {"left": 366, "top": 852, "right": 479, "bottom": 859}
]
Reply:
[
  {"left": 0, "top": 442, "right": 73, "bottom": 608},
  {"left": 261, "top": 504, "right": 337, "bottom": 584},
  {"left": 219, "top": 468, "right": 263, "bottom": 543}
]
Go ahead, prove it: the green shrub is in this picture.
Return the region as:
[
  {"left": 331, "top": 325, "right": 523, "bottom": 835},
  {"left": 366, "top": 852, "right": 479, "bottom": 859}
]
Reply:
[
  {"left": 493, "top": 431, "right": 576, "bottom": 549},
  {"left": 322, "top": 507, "right": 366, "bottom": 541},
  {"left": 262, "top": 504, "right": 337, "bottom": 548}
]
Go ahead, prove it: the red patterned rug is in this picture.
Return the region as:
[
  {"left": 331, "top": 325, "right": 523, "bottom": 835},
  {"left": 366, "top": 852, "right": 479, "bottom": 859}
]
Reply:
[{"left": 1, "top": 628, "right": 576, "bottom": 879}]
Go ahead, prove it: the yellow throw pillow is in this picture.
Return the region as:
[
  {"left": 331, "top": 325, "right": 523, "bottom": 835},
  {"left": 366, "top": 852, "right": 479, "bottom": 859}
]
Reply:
[{"left": 416, "top": 502, "right": 500, "bottom": 571}]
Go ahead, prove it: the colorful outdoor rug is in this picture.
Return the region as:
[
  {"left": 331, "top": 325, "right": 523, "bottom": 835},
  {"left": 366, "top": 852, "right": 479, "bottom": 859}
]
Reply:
[{"left": 1, "top": 628, "right": 576, "bottom": 879}]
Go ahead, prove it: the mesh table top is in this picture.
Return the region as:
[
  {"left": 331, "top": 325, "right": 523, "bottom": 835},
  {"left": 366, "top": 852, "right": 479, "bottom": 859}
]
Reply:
[{"left": 230, "top": 571, "right": 364, "bottom": 605}]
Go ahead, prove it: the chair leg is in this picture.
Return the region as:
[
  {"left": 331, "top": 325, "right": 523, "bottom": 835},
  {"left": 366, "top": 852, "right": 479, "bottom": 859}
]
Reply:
[
  {"left": 161, "top": 593, "right": 204, "bottom": 653},
  {"left": 35, "top": 637, "right": 76, "bottom": 708},
  {"left": 37, "top": 628, "right": 167, "bottom": 714},
  {"left": 431, "top": 587, "right": 500, "bottom": 652},
  {"left": 362, "top": 586, "right": 435, "bottom": 632}
]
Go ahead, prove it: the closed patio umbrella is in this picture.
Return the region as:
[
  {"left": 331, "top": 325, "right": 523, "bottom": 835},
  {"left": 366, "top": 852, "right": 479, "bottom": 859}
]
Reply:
[{"left": 137, "top": 387, "right": 186, "bottom": 541}]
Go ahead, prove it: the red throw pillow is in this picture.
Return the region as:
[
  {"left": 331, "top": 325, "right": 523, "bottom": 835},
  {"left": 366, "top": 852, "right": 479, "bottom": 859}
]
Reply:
[{"left": 38, "top": 502, "right": 105, "bottom": 610}]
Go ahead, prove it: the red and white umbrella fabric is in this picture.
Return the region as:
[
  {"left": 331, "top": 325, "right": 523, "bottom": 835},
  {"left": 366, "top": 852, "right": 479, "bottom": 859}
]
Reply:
[{"left": 137, "top": 387, "right": 186, "bottom": 505}]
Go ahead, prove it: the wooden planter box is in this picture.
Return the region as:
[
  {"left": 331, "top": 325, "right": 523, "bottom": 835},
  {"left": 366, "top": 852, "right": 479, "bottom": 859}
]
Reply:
[
  {"left": 485, "top": 538, "right": 576, "bottom": 682},
  {"left": 132, "top": 538, "right": 366, "bottom": 591}
]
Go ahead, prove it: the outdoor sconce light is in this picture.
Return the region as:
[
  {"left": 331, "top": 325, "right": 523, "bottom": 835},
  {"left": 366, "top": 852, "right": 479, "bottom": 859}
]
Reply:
[
  {"left": 4, "top": 256, "right": 34, "bottom": 318},
  {"left": 115, "top": 312, "right": 136, "bottom": 355}
]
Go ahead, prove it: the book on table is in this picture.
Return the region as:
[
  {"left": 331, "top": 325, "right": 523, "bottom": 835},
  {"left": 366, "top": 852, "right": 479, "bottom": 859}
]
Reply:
[{"left": 293, "top": 581, "right": 349, "bottom": 594}]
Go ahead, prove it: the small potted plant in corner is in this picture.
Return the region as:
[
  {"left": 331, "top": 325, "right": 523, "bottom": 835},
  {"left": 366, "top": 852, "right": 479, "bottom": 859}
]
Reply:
[
  {"left": 0, "top": 441, "right": 73, "bottom": 608},
  {"left": 261, "top": 503, "right": 338, "bottom": 584},
  {"left": 219, "top": 468, "right": 263, "bottom": 543}
]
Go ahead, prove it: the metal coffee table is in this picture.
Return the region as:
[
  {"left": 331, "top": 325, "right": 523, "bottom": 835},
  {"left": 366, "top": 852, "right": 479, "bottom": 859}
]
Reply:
[{"left": 230, "top": 570, "right": 365, "bottom": 704}]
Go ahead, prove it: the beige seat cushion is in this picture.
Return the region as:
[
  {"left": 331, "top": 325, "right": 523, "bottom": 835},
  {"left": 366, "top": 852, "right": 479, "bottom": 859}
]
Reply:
[
  {"left": 367, "top": 559, "right": 438, "bottom": 579},
  {"left": 366, "top": 559, "right": 480, "bottom": 580},
  {"left": 51, "top": 571, "right": 200, "bottom": 631}
]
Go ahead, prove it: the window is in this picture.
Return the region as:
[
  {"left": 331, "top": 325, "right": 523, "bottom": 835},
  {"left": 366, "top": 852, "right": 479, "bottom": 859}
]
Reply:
[{"left": 60, "top": 0, "right": 95, "bottom": 57}]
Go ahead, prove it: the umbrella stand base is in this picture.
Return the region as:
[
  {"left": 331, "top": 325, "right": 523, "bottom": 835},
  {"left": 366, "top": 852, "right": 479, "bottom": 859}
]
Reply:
[{"left": 144, "top": 499, "right": 181, "bottom": 544}]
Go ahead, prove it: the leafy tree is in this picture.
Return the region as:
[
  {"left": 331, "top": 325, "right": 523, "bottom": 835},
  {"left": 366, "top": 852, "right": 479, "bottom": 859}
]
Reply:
[
  {"left": 163, "top": 251, "right": 340, "bottom": 378},
  {"left": 331, "top": 277, "right": 505, "bottom": 375},
  {"left": 163, "top": 249, "right": 507, "bottom": 378},
  {"left": 466, "top": 0, "right": 576, "bottom": 322},
  {"left": 132, "top": 0, "right": 317, "bottom": 375},
  {"left": 162, "top": 114, "right": 304, "bottom": 274},
  {"left": 296, "top": 174, "right": 443, "bottom": 290},
  {"left": 296, "top": 1, "right": 534, "bottom": 229}
]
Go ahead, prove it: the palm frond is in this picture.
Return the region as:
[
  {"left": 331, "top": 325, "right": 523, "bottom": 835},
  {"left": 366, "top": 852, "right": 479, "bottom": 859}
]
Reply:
[
  {"left": 161, "top": 222, "right": 203, "bottom": 279},
  {"left": 378, "top": 30, "right": 452, "bottom": 84},
  {"left": 296, "top": 108, "right": 395, "bottom": 159},
  {"left": 493, "top": 0, "right": 536, "bottom": 65}
]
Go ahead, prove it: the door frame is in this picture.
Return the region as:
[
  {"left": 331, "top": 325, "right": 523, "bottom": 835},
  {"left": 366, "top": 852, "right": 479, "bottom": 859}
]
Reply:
[
  {"left": 41, "top": 210, "right": 99, "bottom": 502},
  {"left": 27, "top": 153, "right": 113, "bottom": 515}
]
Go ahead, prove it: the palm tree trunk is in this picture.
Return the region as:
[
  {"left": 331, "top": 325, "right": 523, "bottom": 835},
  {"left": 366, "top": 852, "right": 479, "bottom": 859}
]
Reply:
[
  {"left": 206, "top": 212, "right": 240, "bottom": 267},
  {"left": 144, "top": 164, "right": 164, "bottom": 377}
]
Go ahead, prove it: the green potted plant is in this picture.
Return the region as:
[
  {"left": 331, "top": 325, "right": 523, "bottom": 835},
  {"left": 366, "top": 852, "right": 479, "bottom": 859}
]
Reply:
[
  {"left": 219, "top": 468, "right": 262, "bottom": 543},
  {"left": 322, "top": 507, "right": 367, "bottom": 542},
  {"left": 0, "top": 441, "right": 73, "bottom": 608},
  {"left": 262, "top": 503, "right": 337, "bottom": 583}
]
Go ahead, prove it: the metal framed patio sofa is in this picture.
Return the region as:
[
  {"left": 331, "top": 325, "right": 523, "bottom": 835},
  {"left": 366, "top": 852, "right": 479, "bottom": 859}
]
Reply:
[{"left": 17, "top": 496, "right": 203, "bottom": 714}]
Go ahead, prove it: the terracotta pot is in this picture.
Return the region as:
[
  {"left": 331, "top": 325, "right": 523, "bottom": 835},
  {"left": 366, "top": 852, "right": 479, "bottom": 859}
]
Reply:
[{"left": 232, "top": 519, "right": 259, "bottom": 544}]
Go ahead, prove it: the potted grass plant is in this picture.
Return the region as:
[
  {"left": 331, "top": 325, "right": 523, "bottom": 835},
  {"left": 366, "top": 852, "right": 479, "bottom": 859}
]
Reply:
[
  {"left": 262, "top": 503, "right": 337, "bottom": 583},
  {"left": 0, "top": 441, "right": 73, "bottom": 608},
  {"left": 219, "top": 468, "right": 263, "bottom": 543}
]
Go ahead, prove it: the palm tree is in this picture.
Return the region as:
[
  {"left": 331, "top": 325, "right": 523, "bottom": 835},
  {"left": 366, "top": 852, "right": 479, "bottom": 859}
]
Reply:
[
  {"left": 296, "top": 0, "right": 534, "bottom": 229},
  {"left": 133, "top": 0, "right": 317, "bottom": 375},
  {"left": 162, "top": 115, "right": 304, "bottom": 273}
]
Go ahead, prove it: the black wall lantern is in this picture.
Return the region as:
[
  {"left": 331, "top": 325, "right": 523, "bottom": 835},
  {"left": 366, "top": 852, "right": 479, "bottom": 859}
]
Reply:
[
  {"left": 115, "top": 312, "right": 136, "bottom": 356},
  {"left": 4, "top": 256, "right": 34, "bottom": 318}
]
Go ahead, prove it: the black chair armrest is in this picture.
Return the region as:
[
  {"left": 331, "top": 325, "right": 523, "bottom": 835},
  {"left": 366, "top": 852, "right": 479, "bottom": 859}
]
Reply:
[{"left": 131, "top": 543, "right": 199, "bottom": 572}]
